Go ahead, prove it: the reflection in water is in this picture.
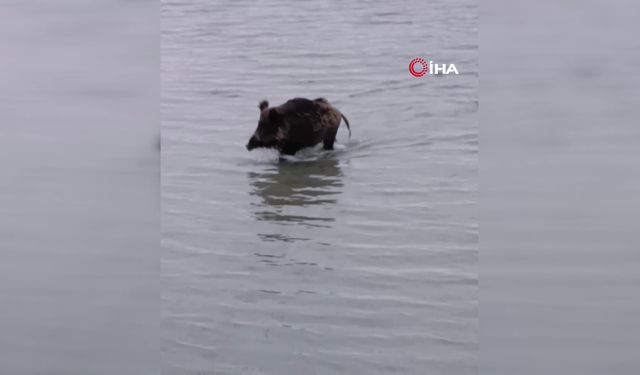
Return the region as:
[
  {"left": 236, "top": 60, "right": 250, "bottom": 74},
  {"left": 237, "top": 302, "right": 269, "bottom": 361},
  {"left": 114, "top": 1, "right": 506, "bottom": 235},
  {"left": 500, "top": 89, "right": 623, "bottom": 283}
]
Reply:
[{"left": 247, "top": 157, "right": 343, "bottom": 236}]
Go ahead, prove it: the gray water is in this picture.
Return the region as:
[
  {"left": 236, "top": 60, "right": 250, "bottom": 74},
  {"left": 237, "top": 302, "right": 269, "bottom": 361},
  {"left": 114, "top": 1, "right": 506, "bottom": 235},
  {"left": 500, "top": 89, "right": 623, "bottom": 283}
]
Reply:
[
  {"left": 1, "top": 1, "right": 158, "bottom": 374},
  {"left": 481, "top": 1, "right": 640, "bottom": 374},
  {"left": 162, "top": 1, "right": 477, "bottom": 374}
]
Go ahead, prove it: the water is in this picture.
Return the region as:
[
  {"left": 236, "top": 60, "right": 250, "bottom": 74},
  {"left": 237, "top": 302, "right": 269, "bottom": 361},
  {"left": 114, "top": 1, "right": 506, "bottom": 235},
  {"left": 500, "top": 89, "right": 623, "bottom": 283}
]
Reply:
[
  {"left": 1, "top": 1, "right": 158, "bottom": 374},
  {"left": 481, "top": 1, "right": 640, "bottom": 374},
  {"left": 162, "top": 1, "right": 477, "bottom": 374}
]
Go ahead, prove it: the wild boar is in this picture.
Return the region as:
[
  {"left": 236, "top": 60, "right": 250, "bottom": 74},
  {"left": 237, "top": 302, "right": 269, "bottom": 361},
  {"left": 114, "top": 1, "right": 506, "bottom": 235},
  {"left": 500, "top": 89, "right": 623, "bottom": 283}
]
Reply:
[{"left": 246, "top": 97, "right": 351, "bottom": 155}]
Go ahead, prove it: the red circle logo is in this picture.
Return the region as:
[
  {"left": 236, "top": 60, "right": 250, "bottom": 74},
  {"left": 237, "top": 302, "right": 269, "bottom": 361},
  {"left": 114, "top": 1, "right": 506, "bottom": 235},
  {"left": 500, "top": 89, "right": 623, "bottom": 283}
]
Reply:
[{"left": 409, "top": 57, "right": 428, "bottom": 77}]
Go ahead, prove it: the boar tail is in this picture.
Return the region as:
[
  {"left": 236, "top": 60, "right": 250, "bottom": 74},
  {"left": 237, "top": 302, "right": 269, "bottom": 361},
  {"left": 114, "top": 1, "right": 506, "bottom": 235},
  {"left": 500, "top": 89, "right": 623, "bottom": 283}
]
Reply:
[{"left": 340, "top": 112, "right": 351, "bottom": 138}]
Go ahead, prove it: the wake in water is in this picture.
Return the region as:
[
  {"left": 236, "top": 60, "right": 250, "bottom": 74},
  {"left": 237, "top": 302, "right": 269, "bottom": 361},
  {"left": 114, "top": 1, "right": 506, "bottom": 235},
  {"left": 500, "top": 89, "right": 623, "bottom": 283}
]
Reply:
[
  {"left": 278, "top": 142, "right": 349, "bottom": 162},
  {"left": 242, "top": 141, "right": 356, "bottom": 165}
]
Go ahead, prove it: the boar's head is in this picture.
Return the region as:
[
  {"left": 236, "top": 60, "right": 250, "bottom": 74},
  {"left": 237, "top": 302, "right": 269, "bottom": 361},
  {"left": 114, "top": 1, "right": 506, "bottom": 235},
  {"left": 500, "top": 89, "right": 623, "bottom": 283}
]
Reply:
[{"left": 246, "top": 100, "right": 285, "bottom": 151}]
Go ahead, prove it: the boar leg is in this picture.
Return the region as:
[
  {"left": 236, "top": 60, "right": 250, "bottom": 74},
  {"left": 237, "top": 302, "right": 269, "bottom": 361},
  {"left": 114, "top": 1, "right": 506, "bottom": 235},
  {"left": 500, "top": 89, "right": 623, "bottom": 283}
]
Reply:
[
  {"left": 281, "top": 142, "right": 303, "bottom": 155},
  {"left": 322, "top": 127, "right": 339, "bottom": 150}
]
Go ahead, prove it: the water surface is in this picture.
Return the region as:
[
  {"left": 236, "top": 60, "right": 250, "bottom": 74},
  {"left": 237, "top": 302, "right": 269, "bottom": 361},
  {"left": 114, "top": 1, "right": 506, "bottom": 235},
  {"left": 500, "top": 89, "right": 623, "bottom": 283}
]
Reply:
[
  {"left": 480, "top": 1, "right": 640, "bottom": 374},
  {"left": 163, "top": 1, "right": 478, "bottom": 374},
  {"left": 1, "top": 1, "right": 158, "bottom": 374}
]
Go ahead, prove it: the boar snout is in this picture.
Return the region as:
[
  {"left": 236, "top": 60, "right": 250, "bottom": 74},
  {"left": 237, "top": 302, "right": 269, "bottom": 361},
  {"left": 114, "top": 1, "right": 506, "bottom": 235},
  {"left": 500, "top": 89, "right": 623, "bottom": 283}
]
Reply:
[{"left": 246, "top": 134, "right": 260, "bottom": 151}]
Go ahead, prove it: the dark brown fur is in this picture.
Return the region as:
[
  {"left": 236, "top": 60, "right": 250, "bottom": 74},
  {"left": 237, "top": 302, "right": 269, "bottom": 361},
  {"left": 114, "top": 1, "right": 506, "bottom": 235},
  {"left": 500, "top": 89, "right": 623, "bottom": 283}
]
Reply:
[{"left": 246, "top": 97, "right": 351, "bottom": 155}]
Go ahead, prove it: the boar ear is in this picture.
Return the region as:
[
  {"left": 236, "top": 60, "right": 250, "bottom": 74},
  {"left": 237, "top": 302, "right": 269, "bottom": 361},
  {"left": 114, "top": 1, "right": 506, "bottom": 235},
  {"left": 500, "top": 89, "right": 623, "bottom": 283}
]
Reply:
[
  {"left": 268, "top": 108, "right": 281, "bottom": 122},
  {"left": 258, "top": 100, "right": 268, "bottom": 111}
]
